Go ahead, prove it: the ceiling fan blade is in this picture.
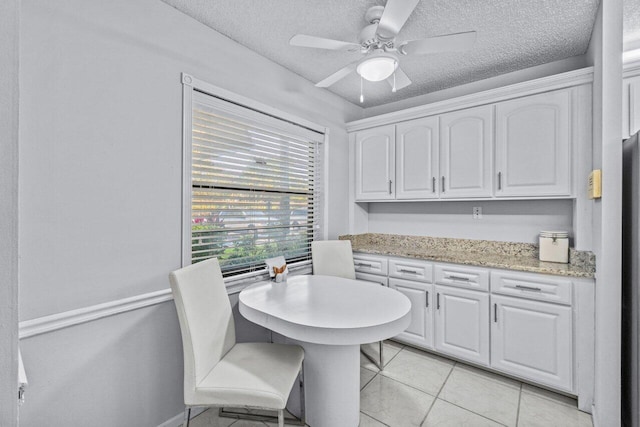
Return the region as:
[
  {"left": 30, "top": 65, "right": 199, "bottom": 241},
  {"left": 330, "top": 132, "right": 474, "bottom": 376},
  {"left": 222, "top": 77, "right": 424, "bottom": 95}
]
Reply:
[
  {"left": 387, "top": 66, "right": 412, "bottom": 90},
  {"left": 315, "top": 62, "right": 358, "bottom": 88},
  {"left": 290, "top": 34, "right": 361, "bottom": 52},
  {"left": 400, "top": 31, "right": 477, "bottom": 55},
  {"left": 376, "top": 0, "right": 420, "bottom": 40}
]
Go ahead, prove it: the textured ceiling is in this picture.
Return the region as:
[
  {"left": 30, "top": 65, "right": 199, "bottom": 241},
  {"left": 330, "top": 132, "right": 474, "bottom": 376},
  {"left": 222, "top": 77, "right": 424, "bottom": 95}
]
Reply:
[{"left": 162, "top": 0, "right": 600, "bottom": 108}]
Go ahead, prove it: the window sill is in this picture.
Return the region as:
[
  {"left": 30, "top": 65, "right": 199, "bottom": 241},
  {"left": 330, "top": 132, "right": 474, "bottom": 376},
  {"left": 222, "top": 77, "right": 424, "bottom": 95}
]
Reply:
[{"left": 225, "top": 260, "right": 313, "bottom": 294}]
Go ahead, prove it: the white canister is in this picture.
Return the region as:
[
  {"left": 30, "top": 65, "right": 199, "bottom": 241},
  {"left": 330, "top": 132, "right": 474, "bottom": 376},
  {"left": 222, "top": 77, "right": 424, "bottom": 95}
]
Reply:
[{"left": 539, "top": 231, "right": 569, "bottom": 263}]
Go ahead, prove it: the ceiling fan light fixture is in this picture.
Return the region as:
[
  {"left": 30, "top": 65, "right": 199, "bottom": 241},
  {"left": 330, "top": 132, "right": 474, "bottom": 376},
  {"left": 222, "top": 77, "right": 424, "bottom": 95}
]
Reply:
[{"left": 356, "top": 52, "right": 398, "bottom": 82}]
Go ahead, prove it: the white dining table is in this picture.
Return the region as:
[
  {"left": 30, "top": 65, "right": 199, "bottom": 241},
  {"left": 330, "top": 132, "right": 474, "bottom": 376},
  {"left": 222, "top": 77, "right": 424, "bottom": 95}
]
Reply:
[{"left": 238, "top": 274, "right": 412, "bottom": 427}]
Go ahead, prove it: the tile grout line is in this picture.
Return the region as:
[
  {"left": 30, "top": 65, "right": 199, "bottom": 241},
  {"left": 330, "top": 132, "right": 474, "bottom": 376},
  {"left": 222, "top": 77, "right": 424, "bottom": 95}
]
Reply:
[
  {"left": 515, "top": 382, "right": 523, "bottom": 427},
  {"left": 435, "top": 362, "right": 515, "bottom": 426},
  {"left": 361, "top": 370, "right": 377, "bottom": 391},
  {"left": 358, "top": 342, "right": 405, "bottom": 425},
  {"left": 360, "top": 411, "right": 392, "bottom": 427},
  {"left": 418, "top": 361, "right": 457, "bottom": 426}
]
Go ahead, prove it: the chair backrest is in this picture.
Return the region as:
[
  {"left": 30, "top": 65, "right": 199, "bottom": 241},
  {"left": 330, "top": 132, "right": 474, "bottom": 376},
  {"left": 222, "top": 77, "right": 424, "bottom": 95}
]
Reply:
[
  {"left": 311, "top": 240, "right": 356, "bottom": 279},
  {"left": 169, "top": 258, "right": 236, "bottom": 402}
]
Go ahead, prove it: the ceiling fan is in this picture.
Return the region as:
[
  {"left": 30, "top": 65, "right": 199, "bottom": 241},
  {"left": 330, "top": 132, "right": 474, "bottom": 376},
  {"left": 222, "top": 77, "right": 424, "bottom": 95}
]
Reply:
[{"left": 289, "top": 0, "right": 477, "bottom": 97}]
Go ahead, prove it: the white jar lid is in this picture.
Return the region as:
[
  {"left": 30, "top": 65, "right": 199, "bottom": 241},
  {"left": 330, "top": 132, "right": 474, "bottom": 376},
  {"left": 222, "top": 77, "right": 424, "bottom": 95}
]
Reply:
[{"left": 540, "top": 231, "right": 569, "bottom": 238}]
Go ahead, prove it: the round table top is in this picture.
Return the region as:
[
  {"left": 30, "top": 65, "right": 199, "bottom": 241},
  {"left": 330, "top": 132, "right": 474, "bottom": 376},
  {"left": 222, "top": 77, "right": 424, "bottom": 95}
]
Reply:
[{"left": 238, "top": 275, "right": 411, "bottom": 345}]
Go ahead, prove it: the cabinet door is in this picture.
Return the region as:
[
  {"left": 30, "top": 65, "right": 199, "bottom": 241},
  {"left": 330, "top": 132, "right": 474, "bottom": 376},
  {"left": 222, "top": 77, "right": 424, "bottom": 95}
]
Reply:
[
  {"left": 355, "top": 125, "right": 395, "bottom": 200},
  {"left": 389, "top": 278, "right": 434, "bottom": 349},
  {"left": 395, "top": 117, "right": 439, "bottom": 199},
  {"left": 495, "top": 90, "right": 571, "bottom": 197},
  {"left": 491, "top": 295, "right": 573, "bottom": 391},
  {"left": 439, "top": 105, "right": 493, "bottom": 198},
  {"left": 434, "top": 285, "right": 490, "bottom": 365}
]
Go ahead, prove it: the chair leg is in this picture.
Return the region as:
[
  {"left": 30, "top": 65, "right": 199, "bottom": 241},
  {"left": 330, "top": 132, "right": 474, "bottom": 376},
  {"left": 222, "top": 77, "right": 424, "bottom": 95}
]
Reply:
[
  {"left": 278, "top": 409, "right": 284, "bottom": 427},
  {"left": 183, "top": 407, "right": 191, "bottom": 427},
  {"left": 299, "top": 362, "right": 306, "bottom": 425},
  {"left": 361, "top": 341, "right": 384, "bottom": 371}
]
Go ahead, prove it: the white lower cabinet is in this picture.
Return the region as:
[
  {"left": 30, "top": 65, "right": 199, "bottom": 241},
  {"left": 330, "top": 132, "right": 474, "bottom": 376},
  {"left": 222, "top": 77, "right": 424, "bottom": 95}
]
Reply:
[
  {"left": 490, "top": 294, "right": 573, "bottom": 391},
  {"left": 389, "top": 278, "right": 434, "bottom": 349},
  {"left": 356, "top": 271, "right": 388, "bottom": 287},
  {"left": 434, "top": 285, "right": 490, "bottom": 366},
  {"left": 352, "top": 253, "right": 592, "bottom": 401}
]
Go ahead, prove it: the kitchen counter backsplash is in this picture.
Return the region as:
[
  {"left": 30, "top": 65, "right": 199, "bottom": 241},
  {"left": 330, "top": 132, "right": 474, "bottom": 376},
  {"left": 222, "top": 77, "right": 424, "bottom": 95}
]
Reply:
[{"left": 339, "top": 233, "right": 595, "bottom": 278}]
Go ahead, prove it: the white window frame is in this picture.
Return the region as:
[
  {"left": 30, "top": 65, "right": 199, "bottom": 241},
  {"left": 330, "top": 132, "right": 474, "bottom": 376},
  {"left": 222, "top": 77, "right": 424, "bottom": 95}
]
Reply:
[{"left": 181, "top": 73, "right": 329, "bottom": 286}]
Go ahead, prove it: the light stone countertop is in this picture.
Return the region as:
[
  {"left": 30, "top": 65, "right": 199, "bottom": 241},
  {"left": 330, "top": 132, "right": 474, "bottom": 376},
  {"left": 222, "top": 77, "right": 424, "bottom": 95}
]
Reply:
[{"left": 339, "top": 233, "right": 595, "bottom": 279}]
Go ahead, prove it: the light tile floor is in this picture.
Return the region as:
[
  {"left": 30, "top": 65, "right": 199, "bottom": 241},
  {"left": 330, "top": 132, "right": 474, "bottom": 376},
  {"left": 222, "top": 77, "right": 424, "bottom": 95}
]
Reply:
[{"left": 187, "top": 341, "right": 593, "bottom": 427}]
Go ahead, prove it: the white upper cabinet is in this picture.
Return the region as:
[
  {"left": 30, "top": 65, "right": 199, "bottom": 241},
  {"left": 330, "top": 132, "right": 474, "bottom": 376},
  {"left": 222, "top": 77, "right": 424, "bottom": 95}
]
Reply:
[
  {"left": 495, "top": 90, "right": 571, "bottom": 197},
  {"left": 395, "top": 117, "right": 439, "bottom": 199},
  {"left": 439, "top": 105, "right": 493, "bottom": 198},
  {"left": 355, "top": 125, "right": 395, "bottom": 200},
  {"left": 350, "top": 78, "right": 589, "bottom": 202}
]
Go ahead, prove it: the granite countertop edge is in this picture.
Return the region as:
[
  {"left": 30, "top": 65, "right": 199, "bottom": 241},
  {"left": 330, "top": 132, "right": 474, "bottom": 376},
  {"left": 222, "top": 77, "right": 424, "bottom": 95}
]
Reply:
[{"left": 339, "top": 234, "right": 595, "bottom": 279}]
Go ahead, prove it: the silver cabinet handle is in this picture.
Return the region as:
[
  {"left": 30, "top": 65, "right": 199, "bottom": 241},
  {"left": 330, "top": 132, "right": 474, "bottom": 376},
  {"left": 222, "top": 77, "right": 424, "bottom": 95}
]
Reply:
[
  {"left": 515, "top": 284, "right": 542, "bottom": 292},
  {"left": 447, "top": 275, "right": 470, "bottom": 282},
  {"left": 432, "top": 177, "right": 436, "bottom": 193},
  {"left": 441, "top": 176, "right": 445, "bottom": 193},
  {"left": 399, "top": 268, "right": 418, "bottom": 274},
  {"left": 426, "top": 291, "right": 429, "bottom": 308},
  {"left": 355, "top": 262, "right": 372, "bottom": 267},
  {"left": 498, "top": 171, "right": 502, "bottom": 190},
  {"left": 494, "top": 303, "right": 498, "bottom": 322},
  {"left": 437, "top": 293, "right": 440, "bottom": 310},
  {"left": 388, "top": 180, "right": 392, "bottom": 194}
]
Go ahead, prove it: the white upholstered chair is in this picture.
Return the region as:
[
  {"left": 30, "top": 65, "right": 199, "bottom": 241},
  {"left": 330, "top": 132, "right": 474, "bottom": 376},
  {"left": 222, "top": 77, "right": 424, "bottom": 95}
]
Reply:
[
  {"left": 311, "top": 240, "right": 385, "bottom": 370},
  {"left": 169, "top": 258, "right": 305, "bottom": 427}
]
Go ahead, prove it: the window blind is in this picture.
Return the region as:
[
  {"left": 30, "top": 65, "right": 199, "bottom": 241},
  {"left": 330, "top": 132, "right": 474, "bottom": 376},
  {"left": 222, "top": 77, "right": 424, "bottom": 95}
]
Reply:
[{"left": 190, "top": 91, "right": 324, "bottom": 277}]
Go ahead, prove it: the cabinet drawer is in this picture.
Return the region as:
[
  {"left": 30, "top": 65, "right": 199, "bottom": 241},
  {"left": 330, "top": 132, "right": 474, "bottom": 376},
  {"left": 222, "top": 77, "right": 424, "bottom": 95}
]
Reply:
[
  {"left": 389, "top": 257, "right": 433, "bottom": 283},
  {"left": 356, "top": 272, "right": 388, "bottom": 287},
  {"left": 434, "top": 263, "right": 489, "bottom": 291},
  {"left": 353, "top": 253, "right": 388, "bottom": 276},
  {"left": 491, "top": 270, "right": 572, "bottom": 305}
]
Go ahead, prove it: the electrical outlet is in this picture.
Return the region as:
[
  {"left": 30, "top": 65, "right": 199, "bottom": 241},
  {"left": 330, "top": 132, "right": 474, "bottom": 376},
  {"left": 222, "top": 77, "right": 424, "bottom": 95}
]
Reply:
[{"left": 473, "top": 206, "right": 482, "bottom": 219}]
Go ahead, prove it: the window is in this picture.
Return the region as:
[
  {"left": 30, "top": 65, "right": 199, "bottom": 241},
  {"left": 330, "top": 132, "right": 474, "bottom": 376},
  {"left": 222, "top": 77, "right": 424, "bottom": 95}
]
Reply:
[{"left": 184, "top": 85, "right": 325, "bottom": 278}]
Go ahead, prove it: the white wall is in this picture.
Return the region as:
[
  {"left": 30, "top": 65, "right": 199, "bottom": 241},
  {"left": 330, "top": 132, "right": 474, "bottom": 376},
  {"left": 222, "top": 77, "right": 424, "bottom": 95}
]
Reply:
[
  {"left": 586, "top": 1, "right": 623, "bottom": 425},
  {"left": 0, "top": 0, "right": 20, "bottom": 425},
  {"left": 18, "top": 0, "right": 359, "bottom": 425},
  {"left": 366, "top": 200, "right": 574, "bottom": 244}
]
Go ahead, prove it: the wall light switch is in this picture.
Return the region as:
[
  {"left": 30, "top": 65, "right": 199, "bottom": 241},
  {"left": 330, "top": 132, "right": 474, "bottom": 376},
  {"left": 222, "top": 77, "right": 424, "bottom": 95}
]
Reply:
[{"left": 588, "top": 169, "right": 602, "bottom": 199}]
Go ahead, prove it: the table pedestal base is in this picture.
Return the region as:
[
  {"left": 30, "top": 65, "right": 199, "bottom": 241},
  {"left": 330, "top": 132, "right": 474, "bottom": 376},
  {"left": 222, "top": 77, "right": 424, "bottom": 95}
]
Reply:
[{"left": 281, "top": 337, "right": 360, "bottom": 427}]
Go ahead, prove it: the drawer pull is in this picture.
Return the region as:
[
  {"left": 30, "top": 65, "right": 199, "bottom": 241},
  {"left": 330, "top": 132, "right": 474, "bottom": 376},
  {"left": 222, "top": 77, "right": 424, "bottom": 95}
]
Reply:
[
  {"left": 355, "top": 262, "right": 372, "bottom": 267},
  {"left": 515, "top": 284, "right": 542, "bottom": 292},
  {"left": 447, "top": 275, "right": 470, "bottom": 282},
  {"left": 399, "top": 268, "right": 418, "bottom": 274}
]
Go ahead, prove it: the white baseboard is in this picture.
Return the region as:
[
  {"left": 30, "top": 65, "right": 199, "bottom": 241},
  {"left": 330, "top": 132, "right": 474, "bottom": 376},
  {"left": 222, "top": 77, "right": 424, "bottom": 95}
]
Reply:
[{"left": 157, "top": 407, "right": 206, "bottom": 427}]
